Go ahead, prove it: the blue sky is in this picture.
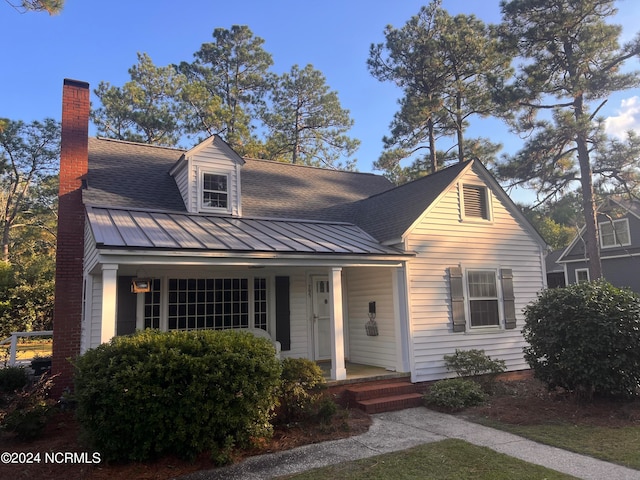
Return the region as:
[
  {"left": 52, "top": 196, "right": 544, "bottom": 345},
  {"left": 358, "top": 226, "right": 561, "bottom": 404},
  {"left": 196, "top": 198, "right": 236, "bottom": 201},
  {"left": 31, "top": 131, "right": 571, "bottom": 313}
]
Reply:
[{"left": 2, "top": 0, "right": 640, "bottom": 203}]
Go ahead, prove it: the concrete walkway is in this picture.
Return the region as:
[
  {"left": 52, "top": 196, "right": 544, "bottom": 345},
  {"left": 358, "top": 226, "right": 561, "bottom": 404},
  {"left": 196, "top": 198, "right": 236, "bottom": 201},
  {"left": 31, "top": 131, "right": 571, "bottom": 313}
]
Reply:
[{"left": 179, "top": 407, "right": 640, "bottom": 480}]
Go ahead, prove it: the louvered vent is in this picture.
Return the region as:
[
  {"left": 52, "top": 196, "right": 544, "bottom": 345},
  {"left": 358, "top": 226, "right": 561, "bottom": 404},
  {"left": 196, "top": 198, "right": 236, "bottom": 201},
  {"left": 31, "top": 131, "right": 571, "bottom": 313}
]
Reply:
[{"left": 463, "top": 184, "right": 488, "bottom": 219}]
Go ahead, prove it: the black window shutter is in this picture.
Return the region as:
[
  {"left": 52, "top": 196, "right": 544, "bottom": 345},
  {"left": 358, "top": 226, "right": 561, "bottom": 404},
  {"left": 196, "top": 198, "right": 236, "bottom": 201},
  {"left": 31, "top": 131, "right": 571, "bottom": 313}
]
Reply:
[
  {"left": 275, "top": 276, "right": 291, "bottom": 350},
  {"left": 449, "top": 267, "right": 466, "bottom": 332},
  {"left": 501, "top": 269, "right": 516, "bottom": 329}
]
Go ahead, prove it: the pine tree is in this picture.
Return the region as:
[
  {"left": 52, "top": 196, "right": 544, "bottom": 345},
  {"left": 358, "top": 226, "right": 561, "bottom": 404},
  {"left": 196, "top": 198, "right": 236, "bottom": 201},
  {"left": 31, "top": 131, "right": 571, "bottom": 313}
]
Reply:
[
  {"left": 497, "top": 0, "right": 640, "bottom": 279},
  {"left": 261, "top": 64, "right": 359, "bottom": 169}
]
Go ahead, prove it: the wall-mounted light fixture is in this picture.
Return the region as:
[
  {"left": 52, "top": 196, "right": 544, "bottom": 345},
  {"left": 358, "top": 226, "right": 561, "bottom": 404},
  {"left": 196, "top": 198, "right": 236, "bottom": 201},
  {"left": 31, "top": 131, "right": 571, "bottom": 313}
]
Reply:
[{"left": 131, "top": 278, "right": 152, "bottom": 293}]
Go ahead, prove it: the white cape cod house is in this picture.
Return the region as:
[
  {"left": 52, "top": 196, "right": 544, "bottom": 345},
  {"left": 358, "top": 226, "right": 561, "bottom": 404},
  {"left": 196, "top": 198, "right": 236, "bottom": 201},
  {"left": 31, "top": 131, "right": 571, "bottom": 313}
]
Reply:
[{"left": 52, "top": 79, "right": 547, "bottom": 392}]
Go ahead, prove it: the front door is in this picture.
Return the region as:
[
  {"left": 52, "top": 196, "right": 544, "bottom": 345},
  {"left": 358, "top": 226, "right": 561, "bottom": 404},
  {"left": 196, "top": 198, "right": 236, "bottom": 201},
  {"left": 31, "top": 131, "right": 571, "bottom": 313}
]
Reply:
[{"left": 311, "top": 276, "right": 331, "bottom": 360}]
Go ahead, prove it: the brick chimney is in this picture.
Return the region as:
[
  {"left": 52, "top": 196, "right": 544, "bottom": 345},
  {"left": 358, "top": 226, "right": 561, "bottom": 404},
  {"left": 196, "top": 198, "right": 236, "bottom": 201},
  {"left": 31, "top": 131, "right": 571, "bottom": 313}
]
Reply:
[{"left": 52, "top": 79, "right": 89, "bottom": 397}]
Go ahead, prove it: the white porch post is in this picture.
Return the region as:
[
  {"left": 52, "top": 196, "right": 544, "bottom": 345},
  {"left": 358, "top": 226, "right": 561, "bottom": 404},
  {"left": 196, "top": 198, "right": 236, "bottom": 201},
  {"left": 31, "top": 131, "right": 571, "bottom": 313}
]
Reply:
[
  {"left": 100, "top": 264, "right": 118, "bottom": 344},
  {"left": 393, "top": 264, "right": 412, "bottom": 373},
  {"left": 329, "top": 267, "right": 347, "bottom": 380}
]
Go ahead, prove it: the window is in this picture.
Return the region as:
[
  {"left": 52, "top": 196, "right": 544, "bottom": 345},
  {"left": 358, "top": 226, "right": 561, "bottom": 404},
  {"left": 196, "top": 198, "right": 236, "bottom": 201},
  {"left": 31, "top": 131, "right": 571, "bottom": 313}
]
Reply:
[
  {"left": 143, "top": 277, "right": 267, "bottom": 332},
  {"left": 575, "top": 268, "right": 590, "bottom": 284},
  {"left": 467, "top": 270, "right": 500, "bottom": 327},
  {"left": 599, "top": 218, "right": 630, "bottom": 248},
  {"left": 449, "top": 266, "right": 516, "bottom": 332},
  {"left": 201, "top": 173, "right": 228, "bottom": 210},
  {"left": 462, "top": 184, "right": 490, "bottom": 220},
  {"left": 143, "top": 279, "right": 161, "bottom": 329}
]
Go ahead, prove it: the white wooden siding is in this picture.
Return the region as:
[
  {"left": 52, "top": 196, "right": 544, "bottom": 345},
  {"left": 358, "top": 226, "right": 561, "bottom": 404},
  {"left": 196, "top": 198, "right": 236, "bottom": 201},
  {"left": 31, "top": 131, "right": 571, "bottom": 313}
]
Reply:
[
  {"left": 173, "top": 162, "right": 189, "bottom": 209},
  {"left": 83, "top": 221, "right": 99, "bottom": 274},
  {"left": 406, "top": 167, "right": 544, "bottom": 382},
  {"left": 88, "top": 273, "right": 102, "bottom": 350},
  {"left": 345, "top": 267, "right": 396, "bottom": 370}
]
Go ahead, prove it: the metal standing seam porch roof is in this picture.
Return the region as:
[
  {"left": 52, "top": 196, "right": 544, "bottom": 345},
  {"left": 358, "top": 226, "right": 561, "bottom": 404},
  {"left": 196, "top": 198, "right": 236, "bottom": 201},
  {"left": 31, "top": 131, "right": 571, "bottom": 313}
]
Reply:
[{"left": 86, "top": 206, "right": 406, "bottom": 257}]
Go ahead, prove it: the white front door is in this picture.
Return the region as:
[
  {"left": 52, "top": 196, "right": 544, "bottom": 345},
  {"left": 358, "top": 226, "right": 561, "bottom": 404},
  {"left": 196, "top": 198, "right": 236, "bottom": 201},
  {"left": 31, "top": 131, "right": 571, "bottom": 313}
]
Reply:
[{"left": 312, "top": 276, "right": 331, "bottom": 360}]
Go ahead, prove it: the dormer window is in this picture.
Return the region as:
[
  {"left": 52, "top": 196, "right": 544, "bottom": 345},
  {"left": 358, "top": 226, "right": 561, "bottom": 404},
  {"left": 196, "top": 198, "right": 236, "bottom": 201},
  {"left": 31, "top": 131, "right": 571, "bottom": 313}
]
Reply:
[{"left": 200, "top": 171, "right": 230, "bottom": 213}]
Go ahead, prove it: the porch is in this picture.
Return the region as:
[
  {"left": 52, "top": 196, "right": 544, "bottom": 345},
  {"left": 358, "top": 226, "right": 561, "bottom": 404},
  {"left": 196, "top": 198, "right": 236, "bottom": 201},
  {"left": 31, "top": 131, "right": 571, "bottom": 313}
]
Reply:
[{"left": 319, "top": 361, "right": 409, "bottom": 385}]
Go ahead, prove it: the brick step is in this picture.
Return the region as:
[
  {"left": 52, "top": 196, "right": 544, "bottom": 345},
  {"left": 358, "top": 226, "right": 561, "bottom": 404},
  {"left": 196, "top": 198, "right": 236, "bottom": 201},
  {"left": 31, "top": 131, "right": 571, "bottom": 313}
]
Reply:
[
  {"left": 345, "top": 381, "right": 418, "bottom": 402},
  {"left": 355, "top": 393, "right": 424, "bottom": 414}
]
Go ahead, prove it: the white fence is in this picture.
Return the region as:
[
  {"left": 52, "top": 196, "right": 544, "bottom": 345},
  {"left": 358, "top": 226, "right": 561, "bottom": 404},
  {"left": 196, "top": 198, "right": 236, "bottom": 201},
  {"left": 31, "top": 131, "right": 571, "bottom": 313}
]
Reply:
[{"left": 0, "top": 331, "right": 53, "bottom": 366}]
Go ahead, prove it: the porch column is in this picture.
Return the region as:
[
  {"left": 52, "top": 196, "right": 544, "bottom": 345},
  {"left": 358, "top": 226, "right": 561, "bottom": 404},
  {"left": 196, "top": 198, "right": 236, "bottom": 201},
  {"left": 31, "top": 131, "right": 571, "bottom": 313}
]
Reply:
[
  {"left": 329, "top": 267, "right": 347, "bottom": 380},
  {"left": 100, "top": 264, "right": 118, "bottom": 344}
]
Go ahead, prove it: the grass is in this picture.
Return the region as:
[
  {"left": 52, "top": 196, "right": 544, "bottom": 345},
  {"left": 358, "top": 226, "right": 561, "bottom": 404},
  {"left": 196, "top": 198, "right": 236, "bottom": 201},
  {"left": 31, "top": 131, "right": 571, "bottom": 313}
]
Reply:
[
  {"left": 475, "top": 420, "right": 640, "bottom": 470},
  {"left": 278, "top": 439, "right": 577, "bottom": 480},
  {"left": 1, "top": 339, "right": 52, "bottom": 362}
]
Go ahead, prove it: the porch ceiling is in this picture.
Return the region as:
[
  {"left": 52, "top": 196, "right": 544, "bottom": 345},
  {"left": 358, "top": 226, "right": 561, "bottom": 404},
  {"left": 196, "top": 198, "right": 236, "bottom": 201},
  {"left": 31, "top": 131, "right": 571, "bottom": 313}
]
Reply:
[{"left": 86, "top": 206, "right": 405, "bottom": 256}]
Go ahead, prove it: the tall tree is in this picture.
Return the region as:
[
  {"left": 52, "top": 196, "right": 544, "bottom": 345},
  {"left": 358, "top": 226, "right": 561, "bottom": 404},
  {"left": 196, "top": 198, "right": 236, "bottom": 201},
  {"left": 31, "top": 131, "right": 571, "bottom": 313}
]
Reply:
[
  {"left": 177, "top": 25, "right": 273, "bottom": 153},
  {"left": 0, "top": 118, "right": 59, "bottom": 263},
  {"left": 92, "top": 53, "right": 186, "bottom": 147},
  {"left": 261, "top": 64, "right": 359, "bottom": 168},
  {"left": 497, "top": 0, "right": 640, "bottom": 280},
  {"left": 368, "top": 1, "right": 512, "bottom": 180}
]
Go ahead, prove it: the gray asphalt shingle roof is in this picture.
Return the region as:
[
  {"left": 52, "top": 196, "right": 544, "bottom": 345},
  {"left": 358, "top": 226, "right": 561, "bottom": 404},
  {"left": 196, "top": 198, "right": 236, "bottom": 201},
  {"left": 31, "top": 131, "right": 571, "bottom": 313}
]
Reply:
[{"left": 84, "top": 137, "right": 471, "bottom": 253}]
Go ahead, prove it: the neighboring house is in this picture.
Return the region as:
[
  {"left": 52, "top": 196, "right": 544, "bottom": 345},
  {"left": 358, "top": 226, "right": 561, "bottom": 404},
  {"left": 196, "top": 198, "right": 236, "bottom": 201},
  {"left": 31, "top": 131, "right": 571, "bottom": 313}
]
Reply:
[
  {"left": 52, "top": 79, "right": 548, "bottom": 393},
  {"left": 557, "top": 196, "right": 640, "bottom": 292},
  {"left": 545, "top": 249, "right": 566, "bottom": 288}
]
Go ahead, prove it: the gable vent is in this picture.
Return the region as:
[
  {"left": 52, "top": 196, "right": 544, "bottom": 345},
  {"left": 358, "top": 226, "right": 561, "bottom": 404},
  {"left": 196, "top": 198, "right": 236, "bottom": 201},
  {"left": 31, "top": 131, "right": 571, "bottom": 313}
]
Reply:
[{"left": 463, "top": 184, "right": 488, "bottom": 219}]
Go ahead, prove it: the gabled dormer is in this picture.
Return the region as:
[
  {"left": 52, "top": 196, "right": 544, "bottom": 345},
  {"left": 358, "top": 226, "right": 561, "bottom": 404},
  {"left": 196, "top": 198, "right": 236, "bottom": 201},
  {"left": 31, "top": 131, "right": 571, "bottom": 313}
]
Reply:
[{"left": 169, "top": 135, "right": 245, "bottom": 216}]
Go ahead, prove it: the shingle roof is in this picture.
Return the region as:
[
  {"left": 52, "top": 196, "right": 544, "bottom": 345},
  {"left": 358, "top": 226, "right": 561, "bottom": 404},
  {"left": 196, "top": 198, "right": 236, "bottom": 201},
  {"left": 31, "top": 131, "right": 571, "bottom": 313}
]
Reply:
[
  {"left": 352, "top": 162, "right": 470, "bottom": 242},
  {"left": 240, "top": 157, "right": 393, "bottom": 221},
  {"left": 84, "top": 138, "right": 484, "bottom": 250},
  {"left": 85, "top": 137, "right": 394, "bottom": 221},
  {"left": 84, "top": 138, "right": 187, "bottom": 211}
]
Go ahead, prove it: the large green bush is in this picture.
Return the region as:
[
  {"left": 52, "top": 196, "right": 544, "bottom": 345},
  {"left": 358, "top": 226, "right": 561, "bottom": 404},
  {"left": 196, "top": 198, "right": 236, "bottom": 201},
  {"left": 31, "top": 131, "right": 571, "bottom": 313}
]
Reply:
[
  {"left": 523, "top": 280, "right": 640, "bottom": 399},
  {"left": 74, "top": 329, "right": 282, "bottom": 462}
]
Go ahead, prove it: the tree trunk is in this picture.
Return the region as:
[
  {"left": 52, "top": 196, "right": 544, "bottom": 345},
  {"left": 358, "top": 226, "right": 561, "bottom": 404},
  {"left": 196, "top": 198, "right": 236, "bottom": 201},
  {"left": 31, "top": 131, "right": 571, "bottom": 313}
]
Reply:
[
  {"left": 575, "top": 95, "right": 602, "bottom": 279},
  {"left": 428, "top": 117, "right": 437, "bottom": 174},
  {"left": 2, "top": 221, "right": 9, "bottom": 263}
]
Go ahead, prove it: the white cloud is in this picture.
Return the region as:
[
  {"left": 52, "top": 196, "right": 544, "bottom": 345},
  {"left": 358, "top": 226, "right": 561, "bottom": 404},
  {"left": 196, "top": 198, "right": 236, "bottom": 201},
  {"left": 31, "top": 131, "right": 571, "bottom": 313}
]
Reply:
[{"left": 604, "top": 96, "right": 640, "bottom": 139}]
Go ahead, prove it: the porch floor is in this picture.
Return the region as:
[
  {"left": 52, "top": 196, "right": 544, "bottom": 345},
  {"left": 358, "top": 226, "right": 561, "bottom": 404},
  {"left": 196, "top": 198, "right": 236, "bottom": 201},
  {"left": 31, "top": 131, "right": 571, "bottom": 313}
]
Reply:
[{"left": 318, "top": 361, "right": 410, "bottom": 386}]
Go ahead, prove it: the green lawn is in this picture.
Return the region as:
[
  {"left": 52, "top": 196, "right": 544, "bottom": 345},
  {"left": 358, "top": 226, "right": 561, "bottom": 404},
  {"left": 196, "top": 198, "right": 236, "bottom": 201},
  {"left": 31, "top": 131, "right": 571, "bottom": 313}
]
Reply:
[
  {"left": 474, "top": 420, "right": 640, "bottom": 470},
  {"left": 278, "top": 439, "right": 577, "bottom": 480}
]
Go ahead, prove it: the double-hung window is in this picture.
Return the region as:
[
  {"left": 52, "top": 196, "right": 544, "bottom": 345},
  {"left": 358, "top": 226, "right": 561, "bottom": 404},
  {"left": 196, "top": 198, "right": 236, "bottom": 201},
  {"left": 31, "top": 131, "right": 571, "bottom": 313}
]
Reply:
[
  {"left": 599, "top": 218, "right": 630, "bottom": 248},
  {"left": 467, "top": 270, "right": 500, "bottom": 327},
  {"left": 201, "top": 172, "right": 229, "bottom": 211},
  {"left": 449, "top": 266, "right": 516, "bottom": 332}
]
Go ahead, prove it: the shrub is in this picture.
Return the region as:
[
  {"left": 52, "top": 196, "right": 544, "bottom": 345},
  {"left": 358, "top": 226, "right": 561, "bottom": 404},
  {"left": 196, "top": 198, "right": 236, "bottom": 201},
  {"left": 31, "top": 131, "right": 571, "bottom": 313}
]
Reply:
[
  {"left": 444, "top": 349, "right": 506, "bottom": 393},
  {"left": 1, "top": 373, "right": 56, "bottom": 441},
  {"left": 0, "top": 366, "right": 29, "bottom": 394},
  {"left": 277, "top": 357, "right": 326, "bottom": 424},
  {"left": 523, "top": 280, "right": 640, "bottom": 399},
  {"left": 424, "top": 378, "right": 486, "bottom": 411},
  {"left": 73, "top": 329, "right": 282, "bottom": 463}
]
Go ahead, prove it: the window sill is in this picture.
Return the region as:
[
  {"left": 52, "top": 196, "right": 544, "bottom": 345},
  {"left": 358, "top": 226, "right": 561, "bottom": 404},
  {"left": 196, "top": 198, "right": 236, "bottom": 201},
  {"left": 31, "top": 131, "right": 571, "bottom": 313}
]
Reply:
[{"left": 466, "top": 326, "right": 503, "bottom": 334}]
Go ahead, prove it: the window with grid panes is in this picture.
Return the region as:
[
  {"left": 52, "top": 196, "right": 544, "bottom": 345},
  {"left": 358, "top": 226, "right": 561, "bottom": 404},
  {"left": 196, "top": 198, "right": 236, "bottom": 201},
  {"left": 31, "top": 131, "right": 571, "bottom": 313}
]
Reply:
[
  {"left": 467, "top": 270, "right": 500, "bottom": 327},
  {"left": 254, "top": 278, "right": 267, "bottom": 330},
  {"left": 599, "top": 218, "right": 630, "bottom": 248},
  {"left": 143, "top": 279, "right": 161, "bottom": 329},
  {"left": 202, "top": 173, "right": 228, "bottom": 209}
]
